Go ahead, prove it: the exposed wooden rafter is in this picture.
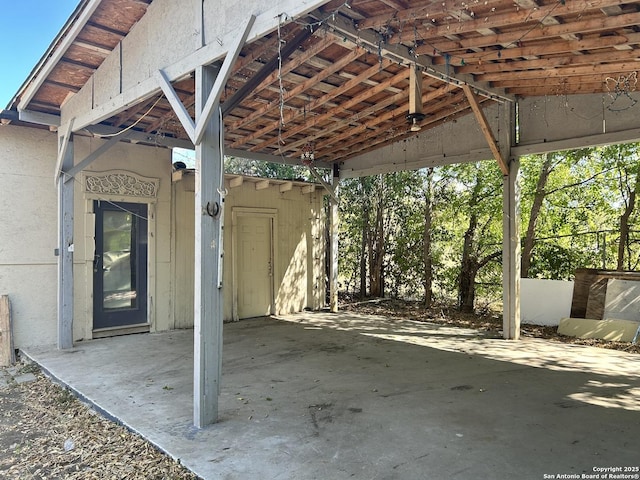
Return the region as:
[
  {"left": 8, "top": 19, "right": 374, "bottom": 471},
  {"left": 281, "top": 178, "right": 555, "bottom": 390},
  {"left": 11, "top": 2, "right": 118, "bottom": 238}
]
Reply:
[{"left": 6, "top": 0, "right": 640, "bottom": 167}]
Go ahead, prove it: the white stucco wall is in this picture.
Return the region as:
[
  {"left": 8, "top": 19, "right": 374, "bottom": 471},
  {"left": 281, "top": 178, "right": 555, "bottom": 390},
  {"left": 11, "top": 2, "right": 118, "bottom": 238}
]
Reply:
[
  {"left": 72, "top": 136, "right": 172, "bottom": 341},
  {"left": 0, "top": 125, "right": 58, "bottom": 348},
  {"left": 521, "top": 278, "right": 574, "bottom": 326},
  {"left": 172, "top": 173, "right": 326, "bottom": 327}
]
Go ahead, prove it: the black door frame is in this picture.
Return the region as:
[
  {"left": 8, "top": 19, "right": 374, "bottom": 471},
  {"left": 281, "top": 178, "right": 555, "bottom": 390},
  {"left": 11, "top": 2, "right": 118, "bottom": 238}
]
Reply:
[{"left": 93, "top": 200, "right": 148, "bottom": 330}]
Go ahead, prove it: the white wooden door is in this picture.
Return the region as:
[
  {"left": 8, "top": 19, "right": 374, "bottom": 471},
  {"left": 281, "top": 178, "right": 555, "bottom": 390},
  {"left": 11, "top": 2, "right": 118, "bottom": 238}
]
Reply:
[{"left": 237, "top": 215, "right": 273, "bottom": 319}]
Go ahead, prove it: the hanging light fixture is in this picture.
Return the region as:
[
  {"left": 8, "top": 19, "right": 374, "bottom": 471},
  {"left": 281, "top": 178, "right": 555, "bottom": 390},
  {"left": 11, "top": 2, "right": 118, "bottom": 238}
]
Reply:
[
  {"left": 301, "top": 141, "right": 315, "bottom": 166},
  {"left": 407, "top": 63, "right": 425, "bottom": 132}
]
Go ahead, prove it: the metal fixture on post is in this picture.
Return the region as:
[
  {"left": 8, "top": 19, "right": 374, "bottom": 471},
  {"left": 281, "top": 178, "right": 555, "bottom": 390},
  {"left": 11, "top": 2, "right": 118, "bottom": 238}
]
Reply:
[{"left": 407, "top": 63, "right": 425, "bottom": 132}]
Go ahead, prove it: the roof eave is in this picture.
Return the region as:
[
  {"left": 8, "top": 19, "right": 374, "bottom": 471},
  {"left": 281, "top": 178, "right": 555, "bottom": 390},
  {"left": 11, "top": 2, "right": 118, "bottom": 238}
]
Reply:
[{"left": 7, "top": 0, "right": 97, "bottom": 112}]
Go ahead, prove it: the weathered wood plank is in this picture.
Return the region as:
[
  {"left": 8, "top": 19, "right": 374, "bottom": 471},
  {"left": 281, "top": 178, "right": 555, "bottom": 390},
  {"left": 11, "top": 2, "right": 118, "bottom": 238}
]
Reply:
[
  {"left": 462, "top": 85, "right": 509, "bottom": 175},
  {"left": 193, "top": 64, "right": 224, "bottom": 428},
  {"left": 502, "top": 159, "right": 521, "bottom": 340},
  {"left": 329, "top": 166, "right": 340, "bottom": 313},
  {"left": 58, "top": 136, "right": 74, "bottom": 349},
  {"left": 0, "top": 296, "right": 15, "bottom": 367}
]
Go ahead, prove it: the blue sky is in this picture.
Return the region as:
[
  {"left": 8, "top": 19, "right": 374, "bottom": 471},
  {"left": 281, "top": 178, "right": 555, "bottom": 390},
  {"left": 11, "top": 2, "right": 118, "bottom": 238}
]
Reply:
[{"left": 1, "top": 0, "right": 79, "bottom": 108}]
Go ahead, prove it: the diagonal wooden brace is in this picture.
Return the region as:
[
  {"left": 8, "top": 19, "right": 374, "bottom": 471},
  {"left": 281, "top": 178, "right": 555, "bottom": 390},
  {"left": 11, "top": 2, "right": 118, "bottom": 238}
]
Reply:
[{"left": 462, "top": 84, "right": 509, "bottom": 175}]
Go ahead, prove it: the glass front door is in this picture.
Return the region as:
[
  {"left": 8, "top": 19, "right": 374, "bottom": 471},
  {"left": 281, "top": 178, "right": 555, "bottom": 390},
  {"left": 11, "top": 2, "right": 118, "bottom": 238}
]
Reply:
[{"left": 93, "top": 201, "right": 148, "bottom": 329}]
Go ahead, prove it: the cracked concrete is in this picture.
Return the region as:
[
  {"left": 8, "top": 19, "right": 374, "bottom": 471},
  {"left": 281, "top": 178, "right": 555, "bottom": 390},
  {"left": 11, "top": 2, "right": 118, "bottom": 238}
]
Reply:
[{"left": 21, "top": 312, "right": 640, "bottom": 480}]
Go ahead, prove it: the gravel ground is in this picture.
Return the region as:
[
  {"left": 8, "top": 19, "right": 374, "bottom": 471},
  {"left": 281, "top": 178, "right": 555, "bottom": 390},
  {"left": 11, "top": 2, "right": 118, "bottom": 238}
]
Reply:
[{"left": 0, "top": 361, "right": 199, "bottom": 480}]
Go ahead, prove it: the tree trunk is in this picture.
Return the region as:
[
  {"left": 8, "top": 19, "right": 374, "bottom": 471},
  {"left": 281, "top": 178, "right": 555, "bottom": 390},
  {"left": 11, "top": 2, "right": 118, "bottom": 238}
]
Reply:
[
  {"left": 458, "top": 212, "right": 478, "bottom": 313},
  {"left": 458, "top": 262, "right": 478, "bottom": 313},
  {"left": 359, "top": 204, "right": 369, "bottom": 299},
  {"left": 369, "top": 198, "right": 385, "bottom": 297},
  {"left": 617, "top": 174, "right": 640, "bottom": 270},
  {"left": 521, "top": 153, "right": 553, "bottom": 278},
  {"left": 423, "top": 168, "right": 434, "bottom": 307}
]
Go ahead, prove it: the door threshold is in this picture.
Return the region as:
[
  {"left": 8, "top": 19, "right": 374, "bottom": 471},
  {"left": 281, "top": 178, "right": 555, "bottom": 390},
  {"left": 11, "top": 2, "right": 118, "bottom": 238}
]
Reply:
[{"left": 92, "top": 323, "right": 150, "bottom": 339}]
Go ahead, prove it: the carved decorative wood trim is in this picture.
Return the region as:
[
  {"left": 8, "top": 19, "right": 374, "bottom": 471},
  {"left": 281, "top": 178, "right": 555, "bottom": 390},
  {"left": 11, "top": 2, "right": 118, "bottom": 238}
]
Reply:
[{"left": 83, "top": 170, "right": 159, "bottom": 200}]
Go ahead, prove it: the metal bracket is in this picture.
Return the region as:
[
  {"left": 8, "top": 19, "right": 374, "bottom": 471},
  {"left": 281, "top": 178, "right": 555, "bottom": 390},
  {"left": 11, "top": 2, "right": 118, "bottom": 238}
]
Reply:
[{"left": 205, "top": 201, "right": 221, "bottom": 218}]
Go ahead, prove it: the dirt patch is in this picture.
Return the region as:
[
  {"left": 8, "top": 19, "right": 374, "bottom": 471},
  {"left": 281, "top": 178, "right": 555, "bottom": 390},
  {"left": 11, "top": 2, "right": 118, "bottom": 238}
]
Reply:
[
  {"left": 0, "top": 362, "right": 199, "bottom": 479},
  {"left": 341, "top": 298, "right": 640, "bottom": 354}
]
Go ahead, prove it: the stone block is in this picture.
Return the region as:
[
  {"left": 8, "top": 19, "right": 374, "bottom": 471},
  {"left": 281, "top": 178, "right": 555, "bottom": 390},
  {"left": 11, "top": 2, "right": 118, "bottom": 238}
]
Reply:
[{"left": 558, "top": 317, "right": 640, "bottom": 342}]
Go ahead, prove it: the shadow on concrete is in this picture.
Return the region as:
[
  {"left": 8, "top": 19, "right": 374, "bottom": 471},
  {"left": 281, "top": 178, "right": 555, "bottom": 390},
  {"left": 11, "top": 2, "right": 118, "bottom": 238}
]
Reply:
[{"left": 23, "top": 311, "right": 640, "bottom": 480}]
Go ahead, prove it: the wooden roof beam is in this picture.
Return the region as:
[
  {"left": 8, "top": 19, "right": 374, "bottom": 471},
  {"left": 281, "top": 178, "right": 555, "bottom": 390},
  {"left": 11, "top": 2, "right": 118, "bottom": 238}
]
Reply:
[
  {"left": 58, "top": 57, "right": 98, "bottom": 72},
  {"left": 432, "top": 34, "right": 637, "bottom": 65},
  {"left": 317, "top": 84, "right": 454, "bottom": 157},
  {"left": 339, "top": 93, "right": 484, "bottom": 163},
  {"left": 245, "top": 66, "right": 409, "bottom": 152},
  {"left": 492, "top": 77, "right": 604, "bottom": 89},
  {"left": 43, "top": 79, "right": 82, "bottom": 92},
  {"left": 477, "top": 61, "right": 640, "bottom": 82},
  {"left": 506, "top": 85, "right": 609, "bottom": 96},
  {"left": 333, "top": 97, "right": 478, "bottom": 163},
  {"left": 113, "top": 96, "right": 163, "bottom": 128},
  {"left": 228, "top": 176, "right": 244, "bottom": 188},
  {"left": 280, "top": 88, "right": 411, "bottom": 157},
  {"left": 458, "top": 49, "right": 640, "bottom": 75},
  {"left": 423, "top": 10, "right": 640, "bottom": 53},
  {"left": 73, "top": 39, "right": 112, "bottom": 57},
  {"left": 414, "top": 0, "right": 622, "bottom": 42},
  {"left": 279, "top": 181, "right": 293, "bottom": 193},
  {"left": 221, "top": 26, "right": 313, "bottom": 116},
  {"left": 325, "top": 12, "right": 512, "bottom": 103},
  {"left": 255, "top": 179, "right": 270, "bottom": 190},
  {"left": 513, "top": 0, "right": 580, "bottom": 43},
  {"left": 281, "top": 79, "right": 450, "bottom": 157},
  {"left": 84, "top": 20, "right": 129, "bottom": 37},
  {"left": 18, "top": 0, "right": 102, "bottom": 111},
  {"left": 377, "top": 0, "right": 409, "bottom": 10},
  {"left": 462, "top": 85, "right": 508, "bottom": 175},
  {"left": 230, "top": 57, "right": 398, "bottom": 149},
  {"left": 356, "top": 0, "right": 505, "bottom": 30},
  {"left": 229, "top": 47, "right": 364, "bottom": 131}
]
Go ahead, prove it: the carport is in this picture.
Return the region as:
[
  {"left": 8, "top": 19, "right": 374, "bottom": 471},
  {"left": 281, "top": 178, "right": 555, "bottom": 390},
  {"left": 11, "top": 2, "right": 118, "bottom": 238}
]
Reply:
[
  {"left": 22, "top": 312, "right": 640, "bottom": 479},
  {"left": 3, "top": 0, "right": 640, "bottom": 429}
]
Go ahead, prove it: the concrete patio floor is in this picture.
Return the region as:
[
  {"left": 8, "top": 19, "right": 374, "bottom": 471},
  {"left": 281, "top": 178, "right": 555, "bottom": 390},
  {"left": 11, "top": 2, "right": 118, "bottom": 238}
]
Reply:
[{"left": 22, "top": 312, "right": 640, "bottom": 480}]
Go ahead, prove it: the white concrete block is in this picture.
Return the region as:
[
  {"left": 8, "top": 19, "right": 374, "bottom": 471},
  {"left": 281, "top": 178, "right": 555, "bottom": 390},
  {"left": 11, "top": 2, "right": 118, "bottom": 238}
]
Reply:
[
  {"left": 521, "top": 278, "right": 573, "bottom": 326},
  {"left": 558, "top": 317, "right": 640, "bottom": 343},
  {"left": 603, "top": 278, "right": 640, "bottom": 322}
]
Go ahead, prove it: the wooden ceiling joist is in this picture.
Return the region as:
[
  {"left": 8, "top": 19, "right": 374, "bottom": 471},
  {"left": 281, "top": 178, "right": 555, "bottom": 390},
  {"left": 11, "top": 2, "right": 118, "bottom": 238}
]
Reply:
[
  {"left": 8, "top": 0, "right": 640, "bottom": 166},
  {"left": 247, "top": 65, "right": 409, "bottom": 152},
  {"left": 221, "top": 26, "right": 314, "bottom": 116},
  {"left": 229, "top": 47, "right": 364, "bottom": 132}
]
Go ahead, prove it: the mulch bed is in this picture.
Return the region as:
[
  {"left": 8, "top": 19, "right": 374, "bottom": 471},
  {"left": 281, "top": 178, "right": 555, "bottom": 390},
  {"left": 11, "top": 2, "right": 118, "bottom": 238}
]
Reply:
[
  {"left": 0, "top": 362, "right": 199, "bottom": 480},
  {"left": 341, "top": 297, "right": 640, "bottom": 354}
]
